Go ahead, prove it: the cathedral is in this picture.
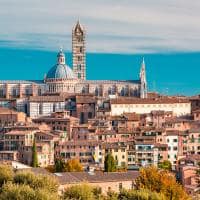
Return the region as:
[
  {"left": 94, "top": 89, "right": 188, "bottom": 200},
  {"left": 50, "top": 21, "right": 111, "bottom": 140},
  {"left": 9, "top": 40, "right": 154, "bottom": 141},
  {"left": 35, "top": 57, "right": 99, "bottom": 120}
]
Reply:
[{"left": 0, "top": 21, "right": 147, "bottom": 100}]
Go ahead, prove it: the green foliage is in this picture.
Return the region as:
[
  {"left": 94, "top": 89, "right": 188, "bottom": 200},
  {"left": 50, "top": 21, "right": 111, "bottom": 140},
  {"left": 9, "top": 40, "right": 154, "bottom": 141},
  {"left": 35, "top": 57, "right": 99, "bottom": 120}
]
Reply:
[
  {"left": 196, "top": 161, "right": 200, "bottom": 187},
  {"left": 63, "top": 184, "right": 98, "bottom": 200},
  {"left": 118, "top": 189, "right": 166, "bottom": 200},
  {"left": 55, "top": 157, "right": 66, "bottom": 172},
  {"left": 0, "top": 165, "right": 13, "bottom": 187},
  {"left": 31, "top": 138, "right": 38, "bottom": 167},
  {"left": 158, "top": 160, "right": 172, "bottom": 171},
  {"left": 14, "top": 171, "right": 59, "bottom": 193},
  {"left": 104, "top": 153, "right": 116, "bottom": 172}
]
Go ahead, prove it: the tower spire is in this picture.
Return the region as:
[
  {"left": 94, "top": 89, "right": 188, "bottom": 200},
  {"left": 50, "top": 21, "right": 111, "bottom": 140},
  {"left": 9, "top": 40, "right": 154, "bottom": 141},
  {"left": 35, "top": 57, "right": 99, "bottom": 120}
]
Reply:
[{"left": 140, "top": 57, "right": 147, "bottom": 98}]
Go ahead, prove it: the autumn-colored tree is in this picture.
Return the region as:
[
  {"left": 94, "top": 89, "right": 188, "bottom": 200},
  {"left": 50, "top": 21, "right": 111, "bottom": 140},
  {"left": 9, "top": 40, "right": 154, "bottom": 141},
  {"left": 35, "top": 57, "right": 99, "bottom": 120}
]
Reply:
[
  {"left": 158, "top": 160, "right": 172, "bottom": 171},
  {"left": 65, "top": 159, "right": 83, "bottom": 172},
  {"left": 135, "top": 166, "right": 190, "bottom": 200},
  {"left": 104, "top": 153, "right": 116, "bottom": 172}
]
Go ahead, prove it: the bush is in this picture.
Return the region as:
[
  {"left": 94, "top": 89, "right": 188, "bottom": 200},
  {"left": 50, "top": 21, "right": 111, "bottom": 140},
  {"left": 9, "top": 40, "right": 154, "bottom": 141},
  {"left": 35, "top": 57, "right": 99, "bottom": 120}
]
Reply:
[
  {"left": 0, "top": 182, "right": 60, "bottom": 200},
  {"left": 14, "top": 171, "right": 59, "bottom": 193},
  {"left": 0, "top": 165, "right": 14, "bottom": 187},
  {"left": 63, "top": 184, "right": 96, "bottom": 200},
  {"left": 118, "top": 189, "right": 166, "bottom": 200}
]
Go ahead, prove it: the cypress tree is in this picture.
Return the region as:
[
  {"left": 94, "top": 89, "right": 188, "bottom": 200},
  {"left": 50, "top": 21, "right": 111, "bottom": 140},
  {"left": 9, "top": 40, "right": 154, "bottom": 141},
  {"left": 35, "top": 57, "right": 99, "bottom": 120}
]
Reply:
[
  {"left": 31, "top": 138, "right": 38, "bottom": 167},
  {"left": 104, "top": 153, "right": 116, "bottom": 172}
]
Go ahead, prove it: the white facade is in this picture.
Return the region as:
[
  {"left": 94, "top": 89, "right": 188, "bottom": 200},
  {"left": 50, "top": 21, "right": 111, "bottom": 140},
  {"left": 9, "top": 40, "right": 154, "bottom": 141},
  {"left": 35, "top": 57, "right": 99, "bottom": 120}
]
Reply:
[
  {"left": 166, "top": 135, "right": 179, "bottom": 169},
  {"left": 111, "top": 101, "right": 191, "bottom": 117}
]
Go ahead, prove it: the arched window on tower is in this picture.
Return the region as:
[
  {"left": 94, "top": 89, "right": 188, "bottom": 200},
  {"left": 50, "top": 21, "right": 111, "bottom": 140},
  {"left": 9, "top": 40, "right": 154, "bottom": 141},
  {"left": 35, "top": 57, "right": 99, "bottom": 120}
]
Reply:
[{"left": 77, "top": 64, "right": 81, "bottom": 71}]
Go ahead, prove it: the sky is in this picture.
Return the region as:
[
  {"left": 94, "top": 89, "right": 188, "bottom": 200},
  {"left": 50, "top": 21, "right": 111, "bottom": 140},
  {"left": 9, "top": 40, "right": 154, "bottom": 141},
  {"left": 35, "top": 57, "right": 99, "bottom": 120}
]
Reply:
[
  {"left": 0, "top": 0, "right": 200, "bottom": 96},
  {"left": 1, "top": 0, "right": 200, "bottom": 53}
]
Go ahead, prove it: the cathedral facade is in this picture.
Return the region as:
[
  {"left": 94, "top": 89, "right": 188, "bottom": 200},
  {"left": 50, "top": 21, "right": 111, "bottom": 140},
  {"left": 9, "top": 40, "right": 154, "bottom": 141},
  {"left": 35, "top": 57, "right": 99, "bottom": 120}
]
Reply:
[{"left": 0, "top": 21, "right": 147, "bottom": 100}]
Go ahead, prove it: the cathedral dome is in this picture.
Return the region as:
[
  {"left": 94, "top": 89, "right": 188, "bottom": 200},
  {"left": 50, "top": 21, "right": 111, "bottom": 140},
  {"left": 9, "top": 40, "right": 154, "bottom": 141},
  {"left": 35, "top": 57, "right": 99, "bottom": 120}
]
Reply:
[
  {"left": 46, "top": 64, "right": 75, "bottom": 79},
  {"left": 46, "top": 49, "right": 75, "bottom": 80}
]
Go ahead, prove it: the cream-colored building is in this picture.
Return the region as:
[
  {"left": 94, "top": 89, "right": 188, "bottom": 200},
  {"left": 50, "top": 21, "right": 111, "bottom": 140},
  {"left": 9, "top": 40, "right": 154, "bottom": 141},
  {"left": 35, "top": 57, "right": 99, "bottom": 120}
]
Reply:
[{"left": 110, "top": 98, "right": 191, "bottom": 117}]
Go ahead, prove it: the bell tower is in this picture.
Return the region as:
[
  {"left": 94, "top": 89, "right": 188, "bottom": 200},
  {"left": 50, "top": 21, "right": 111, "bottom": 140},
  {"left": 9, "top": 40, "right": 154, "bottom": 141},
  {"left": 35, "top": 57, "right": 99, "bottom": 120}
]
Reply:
[
  {"left": 140, "top": 57, "right": 147, "bottom": 98},
  {"left": 72, "top": 20, "right": 86, "bottom": 80}
]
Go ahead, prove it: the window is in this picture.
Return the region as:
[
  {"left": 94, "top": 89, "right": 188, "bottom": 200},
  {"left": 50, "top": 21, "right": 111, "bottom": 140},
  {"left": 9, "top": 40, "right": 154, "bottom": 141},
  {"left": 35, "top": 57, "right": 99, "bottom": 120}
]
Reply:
[
  {"left": 173, "top": 139, "right": 178, "bottom": 142},
  {"left": 78, "top": 73, "right": 81, "bottom": 79},
  {"left": 173, "top": 146, "right": 178, "bottom": 151},
  {"left": 78, "top": 56, "right": 82, "bottom": 61}
]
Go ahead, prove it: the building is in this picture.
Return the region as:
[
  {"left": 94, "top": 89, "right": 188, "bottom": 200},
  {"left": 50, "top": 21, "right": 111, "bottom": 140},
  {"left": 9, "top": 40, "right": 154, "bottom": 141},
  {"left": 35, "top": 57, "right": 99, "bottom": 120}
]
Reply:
[
  {"left": 0, "top": 107, "right": 27, "bottom": 127},
  {"left": 110, "top": 98, "right": 191, "bottom": 117}
]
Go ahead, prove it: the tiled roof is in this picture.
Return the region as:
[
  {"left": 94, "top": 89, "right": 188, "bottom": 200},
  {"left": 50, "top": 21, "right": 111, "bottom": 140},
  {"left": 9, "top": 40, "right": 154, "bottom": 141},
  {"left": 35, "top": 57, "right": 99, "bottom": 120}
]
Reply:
[
  {"left": 110, "top": 97, "right": 190, "bottom": 104},
  {"left": 56, "top": 171, "right": 139, "bottom": 184}
]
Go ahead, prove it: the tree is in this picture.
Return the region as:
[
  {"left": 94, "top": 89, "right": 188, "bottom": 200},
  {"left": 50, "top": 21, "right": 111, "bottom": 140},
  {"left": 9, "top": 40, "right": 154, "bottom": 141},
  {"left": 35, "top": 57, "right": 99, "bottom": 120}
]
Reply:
[
  {"left": 54, "top": 157, "right": 66, "bottom": 172},
  {"left": 196, "top": 161, "right": 200, "bottom": 187},
  {"left": 31, "top": 138, "right": 38, "bottom": 167},
  {"left": 158, "top": 160, "right": 172, "bottom": 171},
  {"left": 135, "top": 166, "right": 190, "bottom": 200},
  {"left": 0, "top": 164, "right": 14, "bottom": 187},
  {"left": 65, "top": 159, "right": 83, "bottom": 172},
  {"left": 104, "top": 153, "right": 116, "bottom": 172}
]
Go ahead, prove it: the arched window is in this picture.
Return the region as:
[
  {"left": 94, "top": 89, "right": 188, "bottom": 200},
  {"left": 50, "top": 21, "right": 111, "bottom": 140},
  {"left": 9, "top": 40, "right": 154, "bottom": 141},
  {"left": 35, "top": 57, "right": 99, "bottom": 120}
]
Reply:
[
  {"left": 13, "top": 89, "right": 17, "bottom": 97},
  {"left": 77, "top": 64, "right": 81, "bottom": 71},
  {"left": 39, "top": 103, "right": 43, "bottom": 115},
  {"left": 0, "top": 89, "right": 4, "bottom": 97},
  {"left": 95, "top": 87, "right": 99, "bottom": 96},
  {"left": 53, "top": 103, "right": 56, "bottom": 112},
  {"left": 111, "top": 85, "right": 116, "bottom": 95},
  {"left": 108, "top": 87, "right": 112, "bottom": 95},
  {"left": 82, "top": 87, "right": 86, "bottom": 94},
  {"left": 121, "top": 87, "right": 125, "bottom": 96},
  {"left": 124, "top": 85, "right": 129, "bottom": 96}
]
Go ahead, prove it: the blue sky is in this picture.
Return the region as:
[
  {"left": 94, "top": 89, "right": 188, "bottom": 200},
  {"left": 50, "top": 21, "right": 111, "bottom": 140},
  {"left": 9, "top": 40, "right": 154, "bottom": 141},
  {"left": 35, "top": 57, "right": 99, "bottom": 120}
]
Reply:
[{"left": 1, "top": 0, "right": 200, "bottom": 53}]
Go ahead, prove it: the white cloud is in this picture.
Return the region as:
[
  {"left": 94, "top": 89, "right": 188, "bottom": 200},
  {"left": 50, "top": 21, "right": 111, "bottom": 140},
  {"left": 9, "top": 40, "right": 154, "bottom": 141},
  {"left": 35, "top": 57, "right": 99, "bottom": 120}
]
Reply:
[{"left": 0, "top": 0, "right": 200, "bottom": 53}]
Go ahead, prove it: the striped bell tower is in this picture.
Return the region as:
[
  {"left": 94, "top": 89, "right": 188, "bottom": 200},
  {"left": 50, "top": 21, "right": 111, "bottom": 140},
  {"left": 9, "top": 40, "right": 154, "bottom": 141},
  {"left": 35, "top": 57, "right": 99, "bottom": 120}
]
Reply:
[{"left": 72, "top": 20, "right": 86, "bottom": 80}]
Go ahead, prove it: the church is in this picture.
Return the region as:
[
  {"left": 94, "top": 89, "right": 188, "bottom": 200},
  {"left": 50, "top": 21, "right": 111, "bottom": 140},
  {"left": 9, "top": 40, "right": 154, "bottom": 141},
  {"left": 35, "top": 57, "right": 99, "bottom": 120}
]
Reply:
[{"left": 0, "top": 21, "right": 147, "bottom": 101}]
